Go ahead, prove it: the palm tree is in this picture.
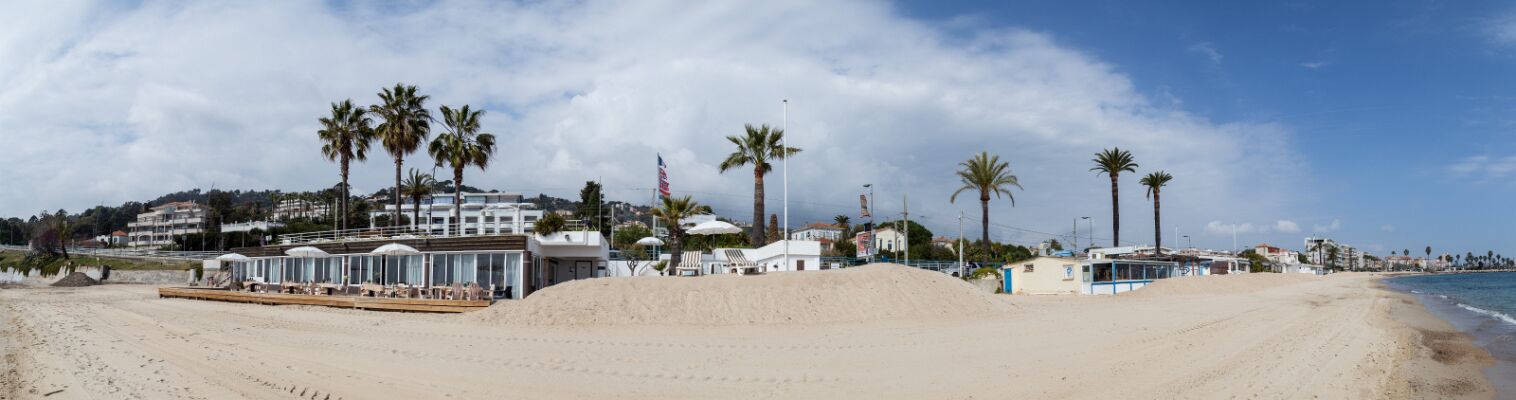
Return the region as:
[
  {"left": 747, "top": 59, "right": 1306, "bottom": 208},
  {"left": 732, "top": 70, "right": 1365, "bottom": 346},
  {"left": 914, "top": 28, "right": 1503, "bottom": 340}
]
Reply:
[
  {"left": 833, "top": 215, "right": 851, "bottom": 234},
  {"left": 1090, "top": 148, "right": 1138, "bottom": 247},
  {"left": 317, "top": 99, "right": 375, "bottom": 232},
  {"left": 401, "top": 168, "right": 436, "bottom": 230},
  {"left": 428, "top": 105, "right": 496, "bottom": 234},
  {"left": 652, "top": 195, "right": 712, "bottom": 271},
  {"left": 1139, "top": 171, "right": 1173, "bottom": 256},
  {"left": 370, "top": 84, "right": 431, "bottom": 227},
  {"left": 717, "top": 124, "right": 801, "bottom": 247},
  {"left": 949, "top": 152, "right": 1022, "bottom": 259}
]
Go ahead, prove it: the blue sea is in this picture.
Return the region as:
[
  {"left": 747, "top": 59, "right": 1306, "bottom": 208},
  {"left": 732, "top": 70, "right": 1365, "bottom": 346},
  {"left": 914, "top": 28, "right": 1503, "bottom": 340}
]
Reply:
[{"left": 1388, "top": 272, "right": 1516, "bottom": 397}]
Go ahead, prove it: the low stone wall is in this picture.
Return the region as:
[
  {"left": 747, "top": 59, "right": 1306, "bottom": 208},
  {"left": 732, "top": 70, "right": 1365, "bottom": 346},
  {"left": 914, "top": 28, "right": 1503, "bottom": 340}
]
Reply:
[
  {"left": 1, "top": 266, "right": 106, "bottom": 285},
  {"left": 0, "top": 266, "right": 191, "bottom": 286},
  {"left": 106, "top": 270, "right": 194, "bottom": 285},
  {"left": 969, "top": 277, "right": 1002, "bottom": 294}
]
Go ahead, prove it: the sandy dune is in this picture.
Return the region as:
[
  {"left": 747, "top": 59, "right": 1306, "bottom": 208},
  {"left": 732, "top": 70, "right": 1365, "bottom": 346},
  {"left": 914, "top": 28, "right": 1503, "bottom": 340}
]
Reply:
[{"left": 0, "top": 269, "right": 1494, "bottom": 399}]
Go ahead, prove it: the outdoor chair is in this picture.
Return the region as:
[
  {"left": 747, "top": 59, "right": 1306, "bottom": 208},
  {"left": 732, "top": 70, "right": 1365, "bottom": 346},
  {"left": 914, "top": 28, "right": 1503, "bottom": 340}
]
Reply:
[
  {"left": 450, "top": 283, "right": 465, "bottom": 300},
  {"left": 724, "top": 250, "right": 761, "bottom": 275},
  {"left": 675, "top": 250, "right": 703, "bottom": 277}
]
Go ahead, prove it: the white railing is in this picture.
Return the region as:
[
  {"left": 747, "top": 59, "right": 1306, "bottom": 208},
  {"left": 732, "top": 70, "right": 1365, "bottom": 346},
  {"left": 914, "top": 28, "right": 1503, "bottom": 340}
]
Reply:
[
  {"left": 276, "top": 220, "right": 589, "bottom": 245},
  {"left": 0, "top": 244, "right": 224, "bottom": 261}
]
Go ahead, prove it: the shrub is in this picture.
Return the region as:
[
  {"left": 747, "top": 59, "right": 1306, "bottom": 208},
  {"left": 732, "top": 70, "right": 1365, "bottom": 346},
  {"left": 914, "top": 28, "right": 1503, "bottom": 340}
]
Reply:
[{"left": 968, "top": 267, "right": 1000, "bottom": 280}]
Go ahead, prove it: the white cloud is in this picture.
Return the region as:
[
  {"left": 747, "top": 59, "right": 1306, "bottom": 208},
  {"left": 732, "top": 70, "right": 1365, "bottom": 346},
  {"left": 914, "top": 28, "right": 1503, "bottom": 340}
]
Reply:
[
  {"left": 1380, "top": 224, "right": 1395, "bottom": 232},
  {"left": 1204, "top": 220, "right": 1255, "bottom": 235},
  {"left": 0, "top": 1, "right": 1309, "bottom": 244},
  {"left": 1273, "top": 220, "right": 1300, "bottom": 233},
  {"left": 1485, "top": 11, "right": 1516, "bottom": 46},
  {"left": 1312, "top": 219, "right": 1341, "bottom": 233},
  {"left": 1447, "top": 155, "right": 1516, "bottom": 181},
  {"left": 1189, "top": 42, "right": 1223, "bottom": 64},
  {"left": 1299, "top": 61, "right": 1330, "bottom": 70}
]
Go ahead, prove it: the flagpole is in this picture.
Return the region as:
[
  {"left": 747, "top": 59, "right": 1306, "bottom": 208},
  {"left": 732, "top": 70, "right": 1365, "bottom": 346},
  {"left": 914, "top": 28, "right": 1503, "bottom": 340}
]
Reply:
[{"left": 782, "top": 99, "right": 789, "bottom": 272}]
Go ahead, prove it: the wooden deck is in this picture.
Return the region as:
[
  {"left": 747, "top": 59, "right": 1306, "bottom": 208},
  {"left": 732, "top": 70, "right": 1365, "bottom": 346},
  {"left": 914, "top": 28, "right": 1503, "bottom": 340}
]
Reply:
[{"left": 157, "top": 287, "right": 493, "bottom": 313}]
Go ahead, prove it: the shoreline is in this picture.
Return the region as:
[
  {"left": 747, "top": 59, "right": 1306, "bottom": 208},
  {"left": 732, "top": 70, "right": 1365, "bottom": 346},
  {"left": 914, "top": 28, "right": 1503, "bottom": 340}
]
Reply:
[{"left": 1382, "top": 274, "right": 1515, "bottom": 399}]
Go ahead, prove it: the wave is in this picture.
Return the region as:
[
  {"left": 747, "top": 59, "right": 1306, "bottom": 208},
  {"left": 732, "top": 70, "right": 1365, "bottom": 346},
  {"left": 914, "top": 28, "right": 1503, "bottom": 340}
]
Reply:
[{"left": 1456, "top": 303, "right": 1516, "bottom": 327}]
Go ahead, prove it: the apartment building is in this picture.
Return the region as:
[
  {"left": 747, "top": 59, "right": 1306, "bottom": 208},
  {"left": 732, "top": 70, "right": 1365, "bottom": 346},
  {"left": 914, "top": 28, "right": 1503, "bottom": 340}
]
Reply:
[
  {"left": 127, "top": 202, "right": 207, "bottom": 248},
  {"left": 370, "top": 192, "right": 543, "bottom": 235}
]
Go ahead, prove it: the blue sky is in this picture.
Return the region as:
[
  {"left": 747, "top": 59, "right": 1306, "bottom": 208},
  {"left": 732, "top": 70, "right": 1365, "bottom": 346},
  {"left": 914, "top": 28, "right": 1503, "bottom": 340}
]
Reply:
[
  {"left": 896, "top": 0, "right": 1516, "bottom": 256},
  {"left": 1, "top": 0, "right": 1513, "bottom": 257}
]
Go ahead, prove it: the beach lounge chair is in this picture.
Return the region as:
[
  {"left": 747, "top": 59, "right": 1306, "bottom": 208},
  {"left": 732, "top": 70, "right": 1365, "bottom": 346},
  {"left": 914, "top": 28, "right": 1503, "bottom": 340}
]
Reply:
[
  {"left": 675, "top": 251, "right": 703, "bottom": 277},
  {"left": 724, "top": 250, "right": 761, "bottom": 275}
]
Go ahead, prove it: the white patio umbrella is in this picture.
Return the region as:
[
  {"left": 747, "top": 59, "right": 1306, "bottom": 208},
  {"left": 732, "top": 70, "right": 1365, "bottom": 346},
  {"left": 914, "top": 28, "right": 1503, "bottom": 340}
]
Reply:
[
  {"left": 686, "top": 220, "right": 743, "bottom": 236},
  {"left": 215, "top": 253, "right": 251, "bottom": 262},
  {"left": 635, "top": 237, "right": 665, "bottom": 246},
  {"left": 370, "top": 243, "right": 421, "bottom": 256},
  {"left": 284, "top": 246, "right": 329, "bottom": 257}
]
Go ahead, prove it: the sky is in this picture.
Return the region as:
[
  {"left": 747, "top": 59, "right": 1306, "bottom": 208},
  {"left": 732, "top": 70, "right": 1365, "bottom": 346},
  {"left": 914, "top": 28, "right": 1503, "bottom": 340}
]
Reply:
[{"left": 1, "top": 0, "right": 1513, "bottom": 256}]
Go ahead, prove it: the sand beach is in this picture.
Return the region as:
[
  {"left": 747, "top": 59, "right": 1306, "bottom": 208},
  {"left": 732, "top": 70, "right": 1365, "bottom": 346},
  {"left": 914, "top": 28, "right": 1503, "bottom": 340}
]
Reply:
[{"left": 0, "top": 266, "right": 1495, "bottom": 399}]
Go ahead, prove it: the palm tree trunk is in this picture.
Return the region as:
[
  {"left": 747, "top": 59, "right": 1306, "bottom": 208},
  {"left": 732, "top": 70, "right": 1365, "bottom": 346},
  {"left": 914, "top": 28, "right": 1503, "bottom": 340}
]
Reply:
[
  {"left": 1109, "top": 175, "right": 1120, "bottom": 247},
  {"left": 752, "top": 171, "right": 765, "bottom": 247},
  {"left": 670, "top": 229, "right": 684, "bottom": 275},
  {"left": 340, "top": 158, "right": 349, "bottom": 232},
  {"left": 411, "top": 196, "right": 421, "bottom": 231},
  {"left": 1153, "top": 189, "right": 1161, "bottom": 256},
  {"left": 393, "top": 158, "right": 404, "bottom": 228},
  {"left": 980, "top": 194, "right": 990, "bottom": 261},
  {"left": 454, "top": 168, "right": 465, "bottom": 236}
]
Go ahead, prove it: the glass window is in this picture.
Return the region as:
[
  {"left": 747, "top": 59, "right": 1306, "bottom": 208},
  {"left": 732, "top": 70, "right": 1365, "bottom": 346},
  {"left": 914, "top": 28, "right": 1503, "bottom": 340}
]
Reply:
[
  {"left": 385, "top": 256, "right": 400, "bottom": 284},
  {"left": 408, "top": 255, "right": 423, "bottom": 285},
  {"left": 490, "top": 254, "right": 505, "bottom": 290},
  {"left": 456, "top": 254, "right": 475, "bottom": 285},
  {"left": 505, "top": 253, "right": 521, "bottom": 299}
]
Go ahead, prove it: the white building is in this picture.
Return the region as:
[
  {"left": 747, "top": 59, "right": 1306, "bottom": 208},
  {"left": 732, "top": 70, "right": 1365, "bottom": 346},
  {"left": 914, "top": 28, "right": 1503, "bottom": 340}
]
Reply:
[
  {"left": 221, "top": 221, "right": 285, "bottom": 233},
  {"left": 1254, "top": 243, "right": 1302, "bottom": 265},
  {"left": 127, "top": 202, "right": 207, "bottom": 248},
  {"left": 273, "top": 199, "right": 331, "bottom": 221},
  {"left": 873, "top": 226, "right": 907, "bottom": 253},
  {"left": 657, "top": 240, "right": 824, "bottom": 275},
  {"left": 94, "top": 230, "right": 128, "bottom": 247},
  {"left": 370, "top": 192, "right": 543, "bottom": 235},
  {"left": 790, "top": 223, "right": 843, "bottom": 241}
]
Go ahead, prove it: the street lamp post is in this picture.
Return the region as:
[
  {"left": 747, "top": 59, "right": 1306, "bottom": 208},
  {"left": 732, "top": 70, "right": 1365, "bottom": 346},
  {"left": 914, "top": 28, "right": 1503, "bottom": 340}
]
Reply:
[
  {"left": 1081, "top": 217, "right": 1093, "bottom": 252},
  {"left": 863, "top": 183, "right": 874, "bottom": 264},
  {"left": 958, "top": 211, "right": 965, "bottom": 278}
]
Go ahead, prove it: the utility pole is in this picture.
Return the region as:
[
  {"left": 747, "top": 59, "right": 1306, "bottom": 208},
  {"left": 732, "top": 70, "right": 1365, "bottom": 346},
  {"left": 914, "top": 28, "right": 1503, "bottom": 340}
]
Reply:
[
  {"left": 782, "top": 99, "right": 790, "bottom": 272},
  {"left": 1072, "top": 217, "right": 1078, "bottom": 250},
  {"left": 902, "top": 193, "right": 909, "bottom": 265},
  {"left": 958, "top": 211, "right": 966, "bottom": 278}
]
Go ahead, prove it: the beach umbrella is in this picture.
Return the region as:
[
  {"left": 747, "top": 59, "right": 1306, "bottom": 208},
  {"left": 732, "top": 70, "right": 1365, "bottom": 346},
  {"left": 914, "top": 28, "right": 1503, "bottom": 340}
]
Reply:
[
  {"left": 370, "top": 243, "right": 421, "bottom": 256},
  {"left": 215, "top": 253, "right": 251, "bottom": 262},
  {"left": 686, "top": 220, "right": 742, "bottom": 236},
  {"left": 284, "top": 246, "right": 329, "bottom": 258},
  {"left": 635, "top": 237, "right": 665, "bottom": 246}
]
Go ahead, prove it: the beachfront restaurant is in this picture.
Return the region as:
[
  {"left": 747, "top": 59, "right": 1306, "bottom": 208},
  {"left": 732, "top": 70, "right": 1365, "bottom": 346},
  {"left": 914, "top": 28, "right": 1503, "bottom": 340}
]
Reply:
[
  {"left": 224, "top": 230, "right": 609, "bottom": 300},
  {"left": 1003, "top": 256, "right": 1189, "bottom": 295}
]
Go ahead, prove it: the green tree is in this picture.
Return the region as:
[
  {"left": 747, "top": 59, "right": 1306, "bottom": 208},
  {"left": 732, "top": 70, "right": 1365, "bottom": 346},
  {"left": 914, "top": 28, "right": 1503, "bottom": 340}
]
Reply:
[
  {"left": 717, "top": 124, "right": 801, "bottom": 247},
  {"left": 949, "top": 152, "right": 1022, "bottom": 260},
  {"left": 1091, "top": 148, "right": 1138, "bottom": 247},
  {"left": 1139, "top": 171, "right": 1173, "bottom": 255},
  {"left": 534, "top": 213, "right": 566, "bottom": 235},
  {"left": 318, "top": 99, "right": 375, "bottom": 231},
  {"left": 370, "top": 84, "right": 431, "bottom": 228},
  {"left": 576, "top": 181, "right": 611, "bottom": 237},
  {"left": 651, "top": 195, "right": 712, "bottom": 271},
  {"left": 612, "top": 224, "right": 653, "bottom": 250},
  {"left": 428, "top": 105, "right": 497, "bottom": 232},
  {"left": 401, "top": 169, "right": 436, "bottom": 230}
]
